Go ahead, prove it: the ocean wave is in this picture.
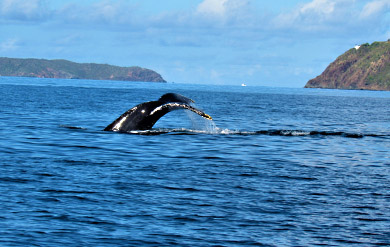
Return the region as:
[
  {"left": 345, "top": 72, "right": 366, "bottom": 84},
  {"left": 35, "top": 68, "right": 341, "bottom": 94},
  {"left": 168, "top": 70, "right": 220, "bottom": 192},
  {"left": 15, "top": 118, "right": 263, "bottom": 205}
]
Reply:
[
  {"left": 122, "top": 128, "right": 388, "bottom": 138},
  {"left": 61, "top": 125, "right": 388, "bottom": 138}
]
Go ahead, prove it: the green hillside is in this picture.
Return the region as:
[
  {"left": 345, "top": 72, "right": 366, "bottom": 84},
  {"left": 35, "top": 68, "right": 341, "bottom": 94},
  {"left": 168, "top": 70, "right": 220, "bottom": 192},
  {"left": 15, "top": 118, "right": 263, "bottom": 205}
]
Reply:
[
  {"left": 305, "top": 41, "right": 390, "bottom": 91},
  {"left": 0, "top": 57, "right": 166, "bottom": 82}
]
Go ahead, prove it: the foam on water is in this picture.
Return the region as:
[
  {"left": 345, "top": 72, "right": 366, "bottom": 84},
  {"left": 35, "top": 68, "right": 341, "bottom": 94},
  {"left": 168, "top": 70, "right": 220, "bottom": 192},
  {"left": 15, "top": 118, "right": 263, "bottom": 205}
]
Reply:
[{"left": 120, "top": 128, "right": 384, "bottom": 138}]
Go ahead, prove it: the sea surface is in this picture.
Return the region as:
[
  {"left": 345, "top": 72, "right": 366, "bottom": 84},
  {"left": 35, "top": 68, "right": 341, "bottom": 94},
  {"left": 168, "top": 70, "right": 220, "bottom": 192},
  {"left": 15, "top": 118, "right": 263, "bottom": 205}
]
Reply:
[{"left": 0, "top": 77, "right": 389, "bottom": 246}]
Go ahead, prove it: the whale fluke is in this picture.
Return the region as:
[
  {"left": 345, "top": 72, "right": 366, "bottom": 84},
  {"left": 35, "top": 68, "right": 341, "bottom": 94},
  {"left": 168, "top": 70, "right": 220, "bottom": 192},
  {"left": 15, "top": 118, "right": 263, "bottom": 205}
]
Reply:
[{"left": 104, "top": 93, "right": 212, "bottom": 132}]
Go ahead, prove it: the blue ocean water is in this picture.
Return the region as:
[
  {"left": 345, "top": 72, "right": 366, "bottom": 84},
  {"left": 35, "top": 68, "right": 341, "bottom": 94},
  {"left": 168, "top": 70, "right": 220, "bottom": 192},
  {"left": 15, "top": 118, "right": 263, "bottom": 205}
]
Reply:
[{"left": 0, "top": 77, "right": 389, "bottom": 246}]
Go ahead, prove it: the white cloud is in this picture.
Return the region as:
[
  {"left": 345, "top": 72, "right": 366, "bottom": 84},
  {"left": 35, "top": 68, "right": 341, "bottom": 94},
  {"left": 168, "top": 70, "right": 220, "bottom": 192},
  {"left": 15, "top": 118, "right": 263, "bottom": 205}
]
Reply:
[
  {"left": 88, "top": 0, "right": 133, "bottom": 24},
  {"left": 0, "top": 38, "right": 19, "bottom": 51},
  {"left": 272, "top": 0, "right": 381, "bottom": 33},
  {"left": 300, "top": 0, "right": 336, "bottom": 16},
  {"left": 360, "top": 0, "right": 390, "bottom": 18},
  {"left": 0, "top": 0, "right": 138, "bottom": 25},
  {"left": 0, "top": 0, "right": 49, "bottom": 21},
  {"left": 197, "top": 0, "right": 228, "bottom": 16},
  {"left": 195, "top": 0, "right": 249, "bottom": 22},
  {"left": 57, "top": 0, "right": 138, "bottom": 25}
]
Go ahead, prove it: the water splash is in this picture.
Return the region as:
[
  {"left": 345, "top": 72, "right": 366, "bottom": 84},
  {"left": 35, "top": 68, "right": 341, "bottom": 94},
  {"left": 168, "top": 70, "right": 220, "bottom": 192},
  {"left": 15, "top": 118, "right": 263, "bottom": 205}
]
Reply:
[
  {"left": 185, "top": 110, "right": 219, "bottom": 133},
  {"left": 184, "top": 110, "right": 242, "bottom": 134}
]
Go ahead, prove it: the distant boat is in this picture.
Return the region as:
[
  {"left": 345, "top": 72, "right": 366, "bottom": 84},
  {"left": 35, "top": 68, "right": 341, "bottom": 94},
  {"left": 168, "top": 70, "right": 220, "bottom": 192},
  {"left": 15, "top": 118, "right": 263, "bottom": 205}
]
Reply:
[{"left": 241, "top": 83, "right": 247, "bottom": 87}]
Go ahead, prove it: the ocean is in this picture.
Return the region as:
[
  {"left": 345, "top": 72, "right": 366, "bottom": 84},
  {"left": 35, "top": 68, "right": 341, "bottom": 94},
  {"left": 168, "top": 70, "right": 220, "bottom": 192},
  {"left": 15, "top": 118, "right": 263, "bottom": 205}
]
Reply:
[{"left": 0, "top": 77, "right": 389, "bottom": 246}]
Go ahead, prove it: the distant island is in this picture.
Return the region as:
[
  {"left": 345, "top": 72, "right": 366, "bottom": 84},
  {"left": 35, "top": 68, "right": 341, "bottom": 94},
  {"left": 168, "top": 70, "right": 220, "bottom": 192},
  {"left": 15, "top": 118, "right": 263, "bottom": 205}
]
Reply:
[
  {"left": 0, "top": 57, "right": 166, "bottom": 83},
  {"left": 305, "top": 41, "right": 390, "bottom": 91}
]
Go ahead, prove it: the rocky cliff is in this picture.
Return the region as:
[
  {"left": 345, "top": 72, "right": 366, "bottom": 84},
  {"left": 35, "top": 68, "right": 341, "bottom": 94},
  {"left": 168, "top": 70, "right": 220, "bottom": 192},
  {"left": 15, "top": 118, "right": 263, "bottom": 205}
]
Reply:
[
  {"left": 0, "top": 57, "right": 166, "bottom": 83},
  {"left": 305, "top": 41, "right": 390, "bottom": 91}
]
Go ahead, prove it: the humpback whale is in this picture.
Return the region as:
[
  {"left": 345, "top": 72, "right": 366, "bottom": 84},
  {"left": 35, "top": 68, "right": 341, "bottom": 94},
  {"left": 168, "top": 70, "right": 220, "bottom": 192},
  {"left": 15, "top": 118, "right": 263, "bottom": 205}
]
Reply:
[{"left": 104, "top": 93, "right": 212, "bottom": 132}]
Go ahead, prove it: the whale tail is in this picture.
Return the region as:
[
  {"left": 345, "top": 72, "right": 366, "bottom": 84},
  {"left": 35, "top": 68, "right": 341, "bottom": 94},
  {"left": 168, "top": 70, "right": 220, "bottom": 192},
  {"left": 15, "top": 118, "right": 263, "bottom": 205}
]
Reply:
[
  {"left": 104, "top": 93, "right": 212, "bottom": 132},
  {"left": 150, "top": 102, "right": 212, "bottom": 120},
  {"left": 158, "top": 93, "right": 195, "bottom": 104}
]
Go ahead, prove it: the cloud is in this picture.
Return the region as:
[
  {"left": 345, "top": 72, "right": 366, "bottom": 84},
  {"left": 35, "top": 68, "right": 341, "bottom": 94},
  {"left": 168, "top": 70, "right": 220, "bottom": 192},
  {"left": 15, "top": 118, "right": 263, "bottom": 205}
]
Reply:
[
  {"left": 0, "top": 0, "right": 246, "bottom": 32},
  {"left": 0, "top": 0, "right": 139, "bottom": 26},
  {"left": 197, "top": 0, "right": 228, "bottom": 16},
  {"left": 0, "top": 38, "right": 19, "bottom": 51},
  {"left": 273, "top": 0, "right": 356, "bottom": 31},
  {"left": 300, "top": 0, "right": 336, "bottom": 17},
  {"left": 56, "top": 0, "right": 139, "bottom": 26},
  {"left": 1, "top": 0, "right": 389, "bottom": 85},
  {"left": 360, "top": 0, "right": 390, "bottom": 18},
  {"left": 195, "top": 0, "right": 250, "bottom": 24},
  {"left": 1, "top": 0, "right": 388, "bottom": 36},
  {"left": 270, "top": 0, "right": 390, "bottom": 36},
  {"left": 0, "top": 0, "right": 49, "bottom": 21}
]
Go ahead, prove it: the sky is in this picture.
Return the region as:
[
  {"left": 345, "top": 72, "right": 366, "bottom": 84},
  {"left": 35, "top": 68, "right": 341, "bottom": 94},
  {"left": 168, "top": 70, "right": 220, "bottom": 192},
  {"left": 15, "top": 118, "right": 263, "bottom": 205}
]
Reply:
[{"left": 1, "top": 0, "right": 390, "bottom": 87}]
